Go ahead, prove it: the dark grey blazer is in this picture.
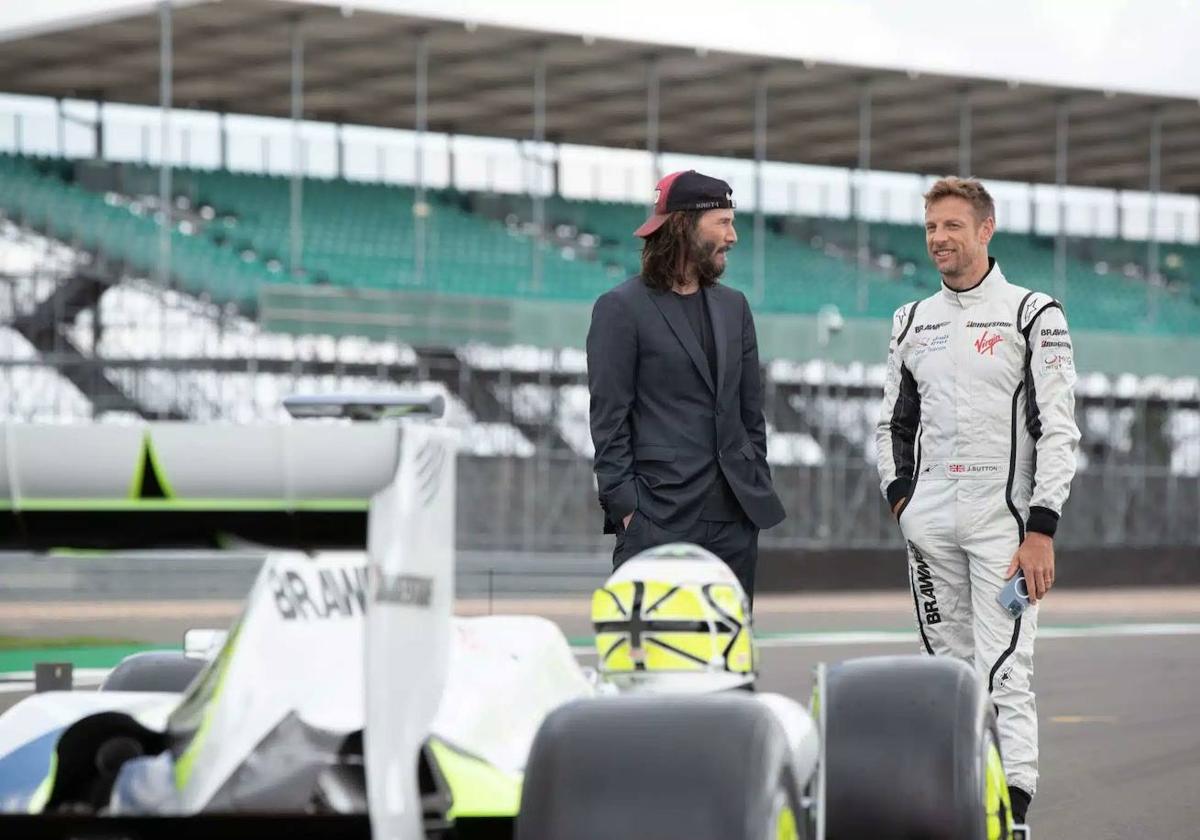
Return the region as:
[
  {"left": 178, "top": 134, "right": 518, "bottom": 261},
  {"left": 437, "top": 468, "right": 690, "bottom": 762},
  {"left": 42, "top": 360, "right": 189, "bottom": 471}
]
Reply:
[{"left": 586, "top": 275, "right": 786, "bottom": 535}]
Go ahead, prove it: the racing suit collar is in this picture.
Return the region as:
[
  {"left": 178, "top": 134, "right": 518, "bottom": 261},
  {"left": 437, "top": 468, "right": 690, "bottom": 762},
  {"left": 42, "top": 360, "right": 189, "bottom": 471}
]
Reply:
[{"left": 940, "top": 257, "right": 1002, "bottom": 307}]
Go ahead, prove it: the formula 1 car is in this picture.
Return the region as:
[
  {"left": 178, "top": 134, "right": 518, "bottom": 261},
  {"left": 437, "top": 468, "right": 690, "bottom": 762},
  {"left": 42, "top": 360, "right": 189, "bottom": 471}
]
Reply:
[{"left": 0, "top": 397, "right": 1025, "bottom": 840}]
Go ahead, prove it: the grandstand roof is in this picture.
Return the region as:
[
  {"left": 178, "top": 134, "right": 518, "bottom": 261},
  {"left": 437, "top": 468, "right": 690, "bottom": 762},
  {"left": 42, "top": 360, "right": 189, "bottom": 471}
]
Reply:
[{"left": 3, "top": 0, "right": 1199, "bottom": 193}]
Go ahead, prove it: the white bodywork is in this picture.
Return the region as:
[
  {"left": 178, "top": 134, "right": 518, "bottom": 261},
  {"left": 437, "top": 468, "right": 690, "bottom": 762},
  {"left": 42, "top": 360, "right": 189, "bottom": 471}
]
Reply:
[
  {"left": 0, "top": 422, "right": 398, "bottom": 506},
  {"left": 171, "top": 551, "right": 370, "bottom": 812},
  {"left": 756, "top": 692, "right": 821, "bottom": 796},
  {"left": 365, "top": 424, "right": 457, "bottom": 840},
  {"left": 432, "top": 616, "right": 596, "bottom": 776}
]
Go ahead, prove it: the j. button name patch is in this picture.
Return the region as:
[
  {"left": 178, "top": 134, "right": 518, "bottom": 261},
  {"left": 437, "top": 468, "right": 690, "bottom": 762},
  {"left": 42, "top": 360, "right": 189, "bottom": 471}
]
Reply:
[{"left": 945, "top": 462, "right": 1004, "bottom": 479}]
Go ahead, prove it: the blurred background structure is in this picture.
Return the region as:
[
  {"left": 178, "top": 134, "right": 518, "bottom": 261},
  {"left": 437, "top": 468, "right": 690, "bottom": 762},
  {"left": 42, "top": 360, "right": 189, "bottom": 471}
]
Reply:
[{"left": 0, "top": 0, "right": 1197, "bottom": 580}]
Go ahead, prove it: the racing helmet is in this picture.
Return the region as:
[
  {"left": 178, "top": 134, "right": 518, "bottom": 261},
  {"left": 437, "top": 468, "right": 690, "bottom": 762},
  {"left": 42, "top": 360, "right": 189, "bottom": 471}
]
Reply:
[{"left": 590, "top": 542, "right": 756, "bottom": 693}]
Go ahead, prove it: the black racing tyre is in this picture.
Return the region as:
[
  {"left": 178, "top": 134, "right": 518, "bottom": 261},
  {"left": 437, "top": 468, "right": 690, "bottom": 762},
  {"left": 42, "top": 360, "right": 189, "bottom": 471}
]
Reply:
[
  {"left": 516, "top": 693, "right": 806, "bottom": 840},
  {"left": 100, "top": 651, "right": 206, "bottom": 693},
  {"left": 823, "top": 655, "right": 1012, "bottom": 840},
  {"left": 43, "top": 711, "right": 169, "bottom": 812}
]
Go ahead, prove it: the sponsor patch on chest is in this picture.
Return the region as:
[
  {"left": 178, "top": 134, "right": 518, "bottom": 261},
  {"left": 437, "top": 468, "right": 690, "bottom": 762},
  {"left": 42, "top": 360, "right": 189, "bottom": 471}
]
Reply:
[
  {"left": 973, "top": 328, "right": 1004, "bottom": 356},
  {"left": 915, "top": 321, "right": 950, "bottom": 333},
  {"left": 912, "top": 333, "right": 950, "bottom": 358}
]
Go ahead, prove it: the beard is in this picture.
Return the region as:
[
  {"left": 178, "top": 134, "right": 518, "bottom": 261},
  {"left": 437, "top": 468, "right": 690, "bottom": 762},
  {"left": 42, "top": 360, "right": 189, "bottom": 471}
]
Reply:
[
  {"left": 931, "top": 246, "right": 968, "bottom": 277},
  {"left": 688, "top": 233, "right": 728, "bottom": 285}
]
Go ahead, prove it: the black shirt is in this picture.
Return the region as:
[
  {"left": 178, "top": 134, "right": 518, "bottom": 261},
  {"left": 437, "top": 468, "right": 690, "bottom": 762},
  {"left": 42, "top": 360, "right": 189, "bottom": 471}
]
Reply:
[
  {"left": 673, "top": 289, "right": 717, "bottom": 386},
  {"left": 672, "top": 288, "right": 742, "bottom": 522}
]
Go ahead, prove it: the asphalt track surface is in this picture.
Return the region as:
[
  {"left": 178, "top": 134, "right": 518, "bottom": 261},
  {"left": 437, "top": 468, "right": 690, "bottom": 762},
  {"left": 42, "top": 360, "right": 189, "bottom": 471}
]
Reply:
[{"left": 4, "top": 587, "right": 1200, "bottom": 839}]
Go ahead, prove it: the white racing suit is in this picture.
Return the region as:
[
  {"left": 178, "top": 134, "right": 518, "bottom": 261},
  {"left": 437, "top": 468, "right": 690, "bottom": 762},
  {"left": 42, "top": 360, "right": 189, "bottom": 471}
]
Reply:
[{"left": 875, "top": 260, "right": 1080, "bottom": 797}]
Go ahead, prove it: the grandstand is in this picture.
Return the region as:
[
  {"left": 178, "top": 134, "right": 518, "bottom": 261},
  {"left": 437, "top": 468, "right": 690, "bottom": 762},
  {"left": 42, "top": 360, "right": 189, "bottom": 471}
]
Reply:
[
  {"left": 4, "top": 151, "right": 1199, "bottom": 334},
  {"left": 0, "top": 0, "right": 1197, "bottom": 555}
]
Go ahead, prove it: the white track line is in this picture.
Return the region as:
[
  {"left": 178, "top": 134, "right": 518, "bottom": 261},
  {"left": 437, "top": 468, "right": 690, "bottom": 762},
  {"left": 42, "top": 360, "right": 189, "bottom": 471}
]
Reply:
[
  {"left": 757, "top": 622, "right": 1200, "bottom": 648},
  {"left": 573, "top": 622, "right": 1200, "bottom": 653}
]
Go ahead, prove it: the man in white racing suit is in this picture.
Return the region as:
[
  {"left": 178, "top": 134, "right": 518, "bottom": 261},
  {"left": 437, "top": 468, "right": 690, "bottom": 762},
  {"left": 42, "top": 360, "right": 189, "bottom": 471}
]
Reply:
[{"left": 875, "top": 177, "right": 1080, "bottom": 825}]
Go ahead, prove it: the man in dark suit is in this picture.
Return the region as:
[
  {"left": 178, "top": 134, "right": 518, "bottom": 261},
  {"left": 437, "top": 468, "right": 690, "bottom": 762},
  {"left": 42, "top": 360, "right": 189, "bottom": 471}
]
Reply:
[{"left": 586, "top": 170, "right": 785, "bottom": 601}]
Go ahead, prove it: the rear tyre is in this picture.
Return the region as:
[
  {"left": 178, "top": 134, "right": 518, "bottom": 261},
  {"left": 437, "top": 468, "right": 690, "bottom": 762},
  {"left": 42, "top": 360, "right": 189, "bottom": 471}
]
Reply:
[
  {"left": 822, "top": 655, "right": 1012, "bottom": 840},
  {"left": 517, "top": 693, "right": 806, "bottom": 840},
  {"left": 100, "top": 651, "right": 205, "bottom": 693}
]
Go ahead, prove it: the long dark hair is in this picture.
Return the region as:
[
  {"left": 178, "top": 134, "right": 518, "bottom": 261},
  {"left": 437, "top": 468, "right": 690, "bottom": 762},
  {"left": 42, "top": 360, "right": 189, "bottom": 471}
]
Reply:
[{"left": 639, "top": 210, "right": 719, "bottom": 292}]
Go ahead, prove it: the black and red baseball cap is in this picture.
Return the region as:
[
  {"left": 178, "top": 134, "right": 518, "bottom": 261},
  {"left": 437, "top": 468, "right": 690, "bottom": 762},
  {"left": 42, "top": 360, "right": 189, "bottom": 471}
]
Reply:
[{"left": 634, "top": 170, "right": 736, "bottom": 238}]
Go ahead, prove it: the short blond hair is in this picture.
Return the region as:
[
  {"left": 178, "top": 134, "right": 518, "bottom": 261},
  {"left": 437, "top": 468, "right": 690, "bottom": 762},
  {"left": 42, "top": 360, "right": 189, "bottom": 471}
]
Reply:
[{"left": 923, "top": 177, "right": 995, "bottom": 225}]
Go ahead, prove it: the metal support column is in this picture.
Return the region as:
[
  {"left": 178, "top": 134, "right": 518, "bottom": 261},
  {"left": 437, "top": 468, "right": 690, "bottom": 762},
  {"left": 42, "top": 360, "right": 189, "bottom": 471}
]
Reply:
[
  {"left": 753, "top": 71, "right": 768, "bottom": 306},
  {"left": 551, "top": 142, "right": 561, "bottom": 197},
  {"left": 958, "top": 88, "right": 971, "bottom": 177},
  {"left": 531, "top": 47, "right": 547, "bottom": 291},
  {"left": 1147, "top": 107, "right": 1164, "bottom": 326},
  {"left": 55, "top": 98, "right": 65, "bottom": 157},
  {"left": 1053, "top": 98, "right": 1069, "bottom": 303},
  {"left": 218, "top": 110, "right": 228, "bottom": 170},
  {"left": 157, "top": 1, "right": 172, "bottom": 289},
  {"left": 855, "top": 81, "right": 872, "bottom": 313},
  {"left": 646, "top": 56, "right": 661, "bottom": 182},
  {"left": 95, "top": 97, "right": 105, "bottom": 159},
  {"left": 335, "top": 122, "right": 345, "bottom": 180},
  {"left": 414, "top": 32, "right": 429, "bottom": 286},
  {"left": 289, "top": 18, "right": 304, "bottom": 278}
]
